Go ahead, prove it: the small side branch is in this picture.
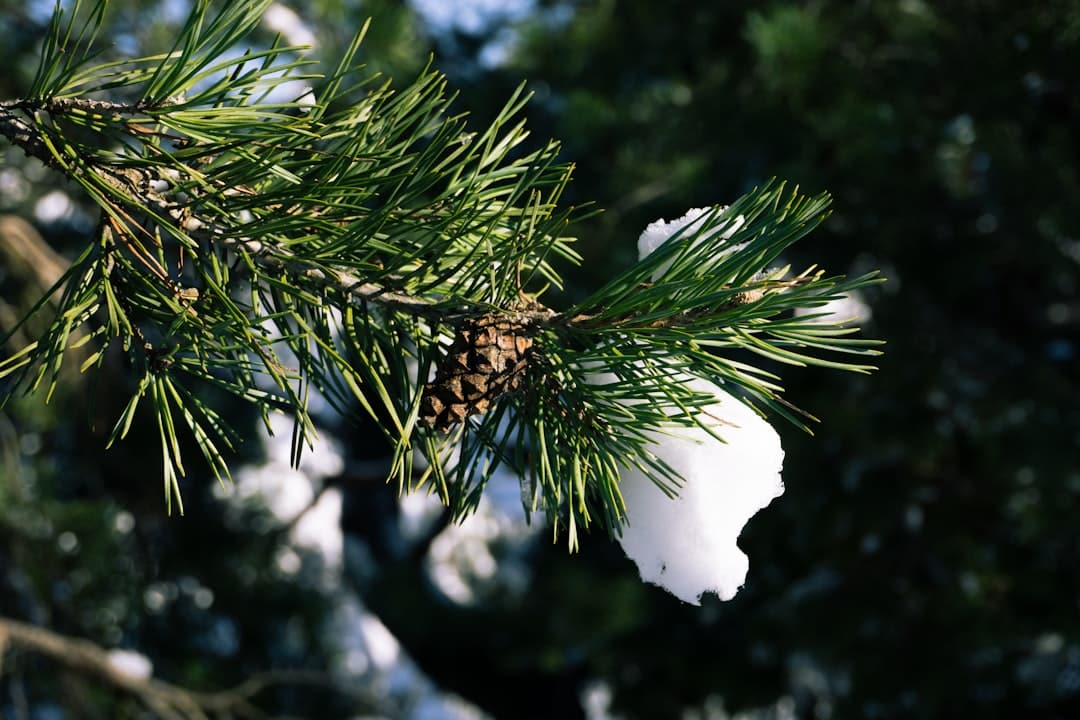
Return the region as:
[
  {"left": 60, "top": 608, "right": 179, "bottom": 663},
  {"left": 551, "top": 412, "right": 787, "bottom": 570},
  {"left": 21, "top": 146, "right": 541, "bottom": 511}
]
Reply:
[
  {"left": 0, "top": 616, "right": 387, "bottom": 719},
  {"left": 0, "top": 107, "right": 55, "bottom": 169}
]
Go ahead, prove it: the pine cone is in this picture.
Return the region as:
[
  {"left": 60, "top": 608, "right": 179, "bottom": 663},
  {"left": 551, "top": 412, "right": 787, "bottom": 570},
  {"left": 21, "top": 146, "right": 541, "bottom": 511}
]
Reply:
[{"left": 419, "top": 313, "right": 534, "bottom": 432}]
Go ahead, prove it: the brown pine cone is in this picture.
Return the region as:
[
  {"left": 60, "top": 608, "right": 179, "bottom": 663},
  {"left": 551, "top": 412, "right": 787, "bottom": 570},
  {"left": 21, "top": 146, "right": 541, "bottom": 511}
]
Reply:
[{"left": 418, "top": 313, "right": 534, "bottom": 432}]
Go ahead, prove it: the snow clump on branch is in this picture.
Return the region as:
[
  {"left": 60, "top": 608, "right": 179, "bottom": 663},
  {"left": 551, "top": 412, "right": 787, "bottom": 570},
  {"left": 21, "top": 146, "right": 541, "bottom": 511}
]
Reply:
[
  {"left": 615, "top": 207, "right": 785, "bottom": 605},
  {"left": 636, "top": 206, "right": 747, "bottom": 280}
]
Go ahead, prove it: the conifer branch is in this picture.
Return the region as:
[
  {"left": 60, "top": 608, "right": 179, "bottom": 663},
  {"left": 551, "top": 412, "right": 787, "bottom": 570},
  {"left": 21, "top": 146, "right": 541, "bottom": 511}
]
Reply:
[{"left": 0, "top": 0, "right": 883, "bottom": 545}]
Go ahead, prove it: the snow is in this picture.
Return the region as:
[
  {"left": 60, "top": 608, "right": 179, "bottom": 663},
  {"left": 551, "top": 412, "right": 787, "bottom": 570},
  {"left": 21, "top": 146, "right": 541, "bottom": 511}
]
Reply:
[
  {"left": 33, "top": 190, "right": 74, "bottom": 224},
  {"left": 611, "top": 207, "right": 785, "bottom": 605},
  {"left": 398, "top": 411, "right": 541, "bottom": 605},
  {"left": 217, "top": 412, "right": 345, "bottom": 579},
  {"left": 581, "top": 679, "right": 616, "bottom": 720},
  {"left": 637, "top": 206, "right": 746, "bottom": 278},
  {"left": 105, "top": 649, "right": 154, "bottom": 681},
  {"left": 326, "top": 594, "right": 490, "bottom": 719},
  {"left": 291, "top": 487, "right": 344, "bottom": 568},
  {"left": 356, "top": 613, "right": 402, "bottom": 671},
  {"left": 424, "top": 466, "right": 541, "bottom": 604},
  {"left": 263, "top": 3, "right": 318, "bottom": 49},
  {"left": 794, "top": 290, "right": 872, "bottom": 326},
  {"left": 616, "top": 379, "right": 784, "bottom": 604}
]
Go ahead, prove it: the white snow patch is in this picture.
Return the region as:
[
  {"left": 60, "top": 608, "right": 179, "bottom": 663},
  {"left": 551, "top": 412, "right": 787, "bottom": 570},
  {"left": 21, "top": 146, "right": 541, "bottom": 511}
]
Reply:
[
  {"left": 637, "top": 206, "right": 746, "bottom": 280},
  {"left": 357, "top": 613, "right": 401, "bottom": 671},
  {"left": 582, "top": 678, "right": 617, "bottom": 720},
  {"left": 275, "top": 546, "right": 302, "bottom": 575},
  {"left": 399, "top": 489, "right": 446, "bottom": 542},
  {"left": 616, "top": 380, "right": 784, "bottom": 604},
  {"left": 106, "top": 649, "right": 153, "bottom": 681},
  {"left": 794, "top": 290, "right": 872, "bottom": 326},
  {"left": 0, "top": 169, "right": 30, "bottom": 203},
  {"left": 263, "top": 3, "right": 317, "bottom": 49},
  {"left": 220, "top": 413, "right": 345, "bottom": 577},
  {"left": 411, "top": 693, "right": 490, "bottom": 720},
  {"left": 33, "top": 190, "right": 74, "bottom": 224},
  {"left": 325, "top": 595, "right": 490, "bottom": 718},
  {"left": 611, "top": 207, "right": 784, "bottom": 604},
  {"left": 263, "top": 412, "right": 345, "bottom": 479},
  {"left": 227, "top": 463, "right": 313, "bottom": 520},
  {"left": 291, "top": 487, "right": 343, "bottom": 569},
  {"left": 425, "top": 467, "right": 540, "bottom": 604}
]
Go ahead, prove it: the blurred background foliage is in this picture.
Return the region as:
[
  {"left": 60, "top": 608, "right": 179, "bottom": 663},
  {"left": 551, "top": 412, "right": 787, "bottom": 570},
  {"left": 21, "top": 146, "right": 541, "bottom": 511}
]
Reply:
[{"left": 2, "top": 0, "right": 1079, "bottom": 718}]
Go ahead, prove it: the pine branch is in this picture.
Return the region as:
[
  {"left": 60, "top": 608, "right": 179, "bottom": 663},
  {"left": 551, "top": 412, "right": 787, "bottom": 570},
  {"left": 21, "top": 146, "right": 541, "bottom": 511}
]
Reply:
[{"left": 0, "top": 0, "right": 883, "bottom": 546}]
